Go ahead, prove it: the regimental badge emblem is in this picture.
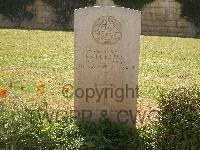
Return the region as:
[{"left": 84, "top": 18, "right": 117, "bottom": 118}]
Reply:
[{"left": 92, "top": 16, "right": 122, "bottom": 44}]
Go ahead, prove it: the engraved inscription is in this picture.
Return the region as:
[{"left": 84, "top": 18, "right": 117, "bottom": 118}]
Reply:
[
  {"left": 92, "top": 16, "right": 122, "bottom": 44},
  {"left": 85, "top": 48, "right": 126, "bottom": 69}
]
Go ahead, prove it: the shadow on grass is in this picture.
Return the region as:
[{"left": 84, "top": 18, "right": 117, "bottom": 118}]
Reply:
[
  {"left": 77, "top": 119, "right": 143, "bottom": 150},
  {"left": 0, "top": 26, "right": 73, "bottom": 32}
]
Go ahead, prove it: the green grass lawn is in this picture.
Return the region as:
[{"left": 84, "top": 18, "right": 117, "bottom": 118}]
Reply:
[{"left": 0, "top": 29, "right": 200, "bottom": 107}]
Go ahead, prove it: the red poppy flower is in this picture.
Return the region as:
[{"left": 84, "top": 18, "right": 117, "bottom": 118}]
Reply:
[{"left": 0, "top": 88, "right": 8, "bottom": 97}]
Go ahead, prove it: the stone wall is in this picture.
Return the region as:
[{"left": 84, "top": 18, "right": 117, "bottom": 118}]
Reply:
[
  {"left": 0, "top": 0, "right": 59, "bottom": 29},
  {"left": 0, "top": 0, "right": 197, "bottom": 37},
  {"left": 142, "top": 0, "right": 197, "bottom": 37}
]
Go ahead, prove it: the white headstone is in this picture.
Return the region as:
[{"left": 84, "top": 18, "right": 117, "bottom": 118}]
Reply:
[{"left": 74, "top": 6, "right": 141, "bottom": 126}]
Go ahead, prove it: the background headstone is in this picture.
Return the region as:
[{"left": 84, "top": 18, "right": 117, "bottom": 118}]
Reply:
[
  {"left": 96, "top": 0, "right": 114, "bottom": 6},
  {"left": 74, "top": 6, "right": 141, "bottom": 126}
]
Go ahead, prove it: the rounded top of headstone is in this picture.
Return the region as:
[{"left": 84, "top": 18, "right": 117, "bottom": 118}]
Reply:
[{"left": 74, "top": 6, "right": 141, "bottom": 14}]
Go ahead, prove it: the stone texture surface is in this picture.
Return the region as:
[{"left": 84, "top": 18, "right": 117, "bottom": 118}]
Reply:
[
  {"left": 74, "top": 6, "right": 141, "bottom": 126},
  {"left": 96, "top": 0, "right": 114, "bottom": 6},
  {"left": 142, "top": 0, "right": 197, "bottom": 37},
  {"left": 0, "top": 0, "right": 58, "bottom": 29}
]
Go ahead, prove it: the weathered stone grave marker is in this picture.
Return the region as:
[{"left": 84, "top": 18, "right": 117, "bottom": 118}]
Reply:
[{"left": 74, "top": 6, "right": 141, "bottom": 126}]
